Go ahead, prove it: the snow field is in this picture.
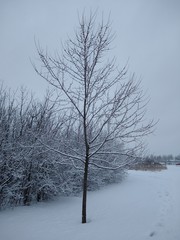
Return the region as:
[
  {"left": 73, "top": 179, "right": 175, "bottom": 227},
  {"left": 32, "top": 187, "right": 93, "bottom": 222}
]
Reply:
[{"left": 0, "top": 165, "right": 179, "bottom": 240}]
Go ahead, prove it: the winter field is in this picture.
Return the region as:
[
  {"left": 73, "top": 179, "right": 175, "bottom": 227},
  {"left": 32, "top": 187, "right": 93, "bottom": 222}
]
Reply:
[{"left": 0, "top": 165, "right": 179, "bottom": 240}]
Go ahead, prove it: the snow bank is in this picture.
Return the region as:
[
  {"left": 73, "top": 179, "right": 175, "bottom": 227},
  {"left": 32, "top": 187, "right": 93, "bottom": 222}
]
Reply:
[{"left": 0, "top": 165, "right": 179, "bottom": 240}]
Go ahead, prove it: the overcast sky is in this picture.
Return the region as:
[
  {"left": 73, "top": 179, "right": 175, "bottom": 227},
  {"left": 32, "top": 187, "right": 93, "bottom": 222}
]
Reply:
[{"left": 0, "top": 0, "right": 180, "bottom": 156}]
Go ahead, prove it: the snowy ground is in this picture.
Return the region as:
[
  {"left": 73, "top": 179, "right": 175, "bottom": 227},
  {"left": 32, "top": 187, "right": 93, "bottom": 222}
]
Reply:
[{"left": 0, "top": 165, "right": 179, "bottom": 240}]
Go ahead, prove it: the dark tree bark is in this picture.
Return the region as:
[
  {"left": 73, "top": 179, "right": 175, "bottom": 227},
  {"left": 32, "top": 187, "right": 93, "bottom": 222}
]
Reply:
[{"left": 82, "top": 155, "right": 89, "bottom": 223}]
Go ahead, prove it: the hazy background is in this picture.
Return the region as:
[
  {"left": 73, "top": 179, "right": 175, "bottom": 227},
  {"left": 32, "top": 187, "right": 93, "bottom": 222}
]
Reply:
[{"left": 0, "top": 0, "right": 180, "bottom": 156}]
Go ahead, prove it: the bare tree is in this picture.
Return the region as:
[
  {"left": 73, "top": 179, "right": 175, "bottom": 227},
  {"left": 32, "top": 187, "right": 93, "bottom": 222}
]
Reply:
[{"left": 34, "top": 12, "right": 155, "bottom": 223}]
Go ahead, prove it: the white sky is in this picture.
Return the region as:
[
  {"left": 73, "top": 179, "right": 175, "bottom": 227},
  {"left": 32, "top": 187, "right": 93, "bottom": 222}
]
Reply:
[{"left": 0, "top": 0, "right": 180, "bottom": 156}]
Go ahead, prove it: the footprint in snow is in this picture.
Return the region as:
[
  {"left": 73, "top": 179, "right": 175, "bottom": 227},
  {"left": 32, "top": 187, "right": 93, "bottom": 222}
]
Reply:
[{"left": 149, "top": 231, "right": 156, "bottom": 237}]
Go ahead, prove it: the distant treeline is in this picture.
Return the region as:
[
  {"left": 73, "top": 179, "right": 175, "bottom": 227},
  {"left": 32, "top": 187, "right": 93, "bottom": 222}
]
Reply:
[{"left": 144, "top": 154, "right": 180, "bottom": 164}]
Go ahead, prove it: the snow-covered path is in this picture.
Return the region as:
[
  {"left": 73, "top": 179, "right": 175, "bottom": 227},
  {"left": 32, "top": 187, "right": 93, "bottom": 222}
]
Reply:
[{"left": 0, "top": 166, "right": 179, "bottom": 240}]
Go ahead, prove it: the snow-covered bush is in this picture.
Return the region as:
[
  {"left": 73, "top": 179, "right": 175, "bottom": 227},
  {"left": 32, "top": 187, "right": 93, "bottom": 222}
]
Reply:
[{"left": 0, "top": 85, "right": 126, "bottom": 209}]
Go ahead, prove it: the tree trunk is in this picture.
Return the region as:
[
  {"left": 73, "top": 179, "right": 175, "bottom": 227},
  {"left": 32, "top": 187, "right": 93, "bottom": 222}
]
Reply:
[{"left": 82, "top": 156, "right": 89, "bottom": 223}]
